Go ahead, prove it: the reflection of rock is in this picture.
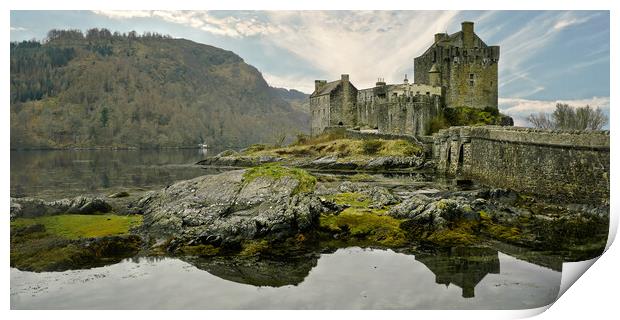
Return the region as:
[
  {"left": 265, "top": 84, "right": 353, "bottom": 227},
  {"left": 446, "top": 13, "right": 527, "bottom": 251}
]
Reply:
[
  {"left": 182, "top": 254, "right": 319, "bottom": 287},
  {"left": 416, "top": 246, "right": 500, "bottom": 298}
]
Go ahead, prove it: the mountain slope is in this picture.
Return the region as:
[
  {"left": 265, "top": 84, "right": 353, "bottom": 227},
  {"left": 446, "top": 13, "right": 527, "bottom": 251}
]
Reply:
[{"left": 10, "top": 29, "right": 309, "bottom": 149}]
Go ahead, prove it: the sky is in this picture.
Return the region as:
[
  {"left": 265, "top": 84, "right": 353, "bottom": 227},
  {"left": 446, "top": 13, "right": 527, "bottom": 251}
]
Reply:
[{"left": 10, "top": 10, "right": 610, "bottom": 126}]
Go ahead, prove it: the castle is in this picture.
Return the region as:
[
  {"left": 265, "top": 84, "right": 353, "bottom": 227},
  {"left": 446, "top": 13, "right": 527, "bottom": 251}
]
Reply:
[{"left": 310, "top": 21, "right": 500, "bottom": 136}]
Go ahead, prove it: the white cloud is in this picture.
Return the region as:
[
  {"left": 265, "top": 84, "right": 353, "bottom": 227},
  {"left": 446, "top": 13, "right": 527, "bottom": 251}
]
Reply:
[
  {"left": 92, "top": 10, "right": 460, "bottom": 89},
  {"left": 91, "top": 10, "right": 605, "bottom": 99},
  {"left": 499, "top": 96, "right": 610, "bottom": 127},
  {"left": 11, "top": 26, "right": 27, "bottom": 31},
  {"left": 553, "top": 16, "right": 592, "bottom": 31},
  {"left": 263, "top": 11, "right": 458, "bottom": 90},
  {"left": 262, "top": 72, "right": 315, "bottom": 93},
  {"left": 93, "top": 10, "right": 281, "bottom": 38}
]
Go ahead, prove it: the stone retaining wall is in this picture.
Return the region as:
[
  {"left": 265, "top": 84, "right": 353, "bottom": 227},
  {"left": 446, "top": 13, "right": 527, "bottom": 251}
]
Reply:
[{"left": 433, "top": 126, "right": 610, "bottom": 204}]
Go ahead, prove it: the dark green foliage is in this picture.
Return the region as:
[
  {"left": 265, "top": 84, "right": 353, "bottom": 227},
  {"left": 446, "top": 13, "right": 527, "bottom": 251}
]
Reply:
[
  {"left": 444, "top": 106, "right": 506, "bottom": 127},
  {"left": 10, "top": 30, "right": 309, "bottom": 149},
  {"left": 428, "top": 114, "right": 450, "bottom": 134}
]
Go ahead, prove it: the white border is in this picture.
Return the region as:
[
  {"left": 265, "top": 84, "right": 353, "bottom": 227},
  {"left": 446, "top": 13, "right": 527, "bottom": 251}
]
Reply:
[{"left": 3, "top": 1, "right": 618, "bottom": 319}]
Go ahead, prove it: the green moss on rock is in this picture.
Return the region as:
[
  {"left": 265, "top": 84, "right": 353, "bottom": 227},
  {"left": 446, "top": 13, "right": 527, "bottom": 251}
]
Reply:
[
  {"left": 11, "top": 214, "right": 143, "bottom": 240},
  {"left": 242, "top": 164, "right": 317, "bottom": 194},
  {"left": 320, "top": 207, "right": 407, "bottom": 247}
]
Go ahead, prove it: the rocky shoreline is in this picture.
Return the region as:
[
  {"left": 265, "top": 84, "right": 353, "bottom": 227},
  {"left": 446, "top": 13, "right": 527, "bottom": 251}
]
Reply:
[
  {"left": 10, "top": 164, "right": 609, "bottom": 272},
  {"left": 196, "top": 153, "right": 430, "bottom": 172}
]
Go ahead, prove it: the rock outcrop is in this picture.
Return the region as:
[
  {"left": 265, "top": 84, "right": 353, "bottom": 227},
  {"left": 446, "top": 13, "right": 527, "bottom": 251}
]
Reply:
[
  {"left": 10, "top": 196, "right": 112, "bottom": 220},
  {"left": 133, "top": 169, "right": 326, "bottom": 247}
]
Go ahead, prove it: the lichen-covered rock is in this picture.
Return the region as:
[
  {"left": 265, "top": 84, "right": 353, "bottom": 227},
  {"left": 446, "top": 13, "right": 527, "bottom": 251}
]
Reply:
[
  {"left": 367, "top": 186, "right": 400, "bottom": 208},
  {"left": 10, "top": 196, "right": 112, "bottom": 220},
  {"left": 134, "top": 169, "right": 325, "bottom": 248},
  {"left": 389, "top": 196, "right": 480, "bottom": 229}
]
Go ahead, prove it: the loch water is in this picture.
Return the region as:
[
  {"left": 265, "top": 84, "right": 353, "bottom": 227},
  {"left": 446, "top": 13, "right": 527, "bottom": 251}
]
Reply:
[{"left": 10, "top": 149, "right": 563, "bottom": 309}]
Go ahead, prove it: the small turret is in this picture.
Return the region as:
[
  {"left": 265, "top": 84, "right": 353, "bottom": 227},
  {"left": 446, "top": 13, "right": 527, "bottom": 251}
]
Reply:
[{"left": 403, "top": 74, "right": 409, "bottom": 84}]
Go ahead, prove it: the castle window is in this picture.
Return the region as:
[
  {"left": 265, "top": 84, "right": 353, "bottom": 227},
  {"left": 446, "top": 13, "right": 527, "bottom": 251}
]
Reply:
[
  {"left": 469, "top": 73, "right": 475, "bottom": 79},
  {"left": 469, "top": 80, "right": 474, "bottom": 87}
]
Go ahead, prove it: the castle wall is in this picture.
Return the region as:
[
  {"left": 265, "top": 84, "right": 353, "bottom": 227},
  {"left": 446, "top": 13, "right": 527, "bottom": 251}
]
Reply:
[
  {"left": 434, "top": 126, "right": 610, "bottom": 204},
  {"left": 310, "top": 95, "right": 331, "bottom": 136},
  {"left": 375, "top": 94, "right": 441, "bottom": 136},
  {"left": 446, "top": 49, "right": 498, "bottom": 109}
]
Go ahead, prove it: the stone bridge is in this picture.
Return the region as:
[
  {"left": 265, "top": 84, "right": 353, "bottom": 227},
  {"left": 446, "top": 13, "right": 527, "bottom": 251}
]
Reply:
[{"left": 432, "top": 126, "right": 610, "bottom": 204}]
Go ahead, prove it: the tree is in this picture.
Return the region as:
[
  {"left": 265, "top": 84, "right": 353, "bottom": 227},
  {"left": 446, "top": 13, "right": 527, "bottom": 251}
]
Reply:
[
  {"left": 527, "top": 112, "right": 553, "bottom": 129},
  {"left": 528, "top": 103, "right": 608, "bottom": 130}
]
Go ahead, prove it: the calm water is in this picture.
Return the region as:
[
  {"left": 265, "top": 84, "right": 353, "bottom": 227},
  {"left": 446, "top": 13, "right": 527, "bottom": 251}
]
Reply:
[
  {"left": 10, "top": 150, "right": 563, "bottom": 309},
  {"left": 11, "top": 247, "right": 560, "bottom": 310},
  {"left": 10, "top": 149, "right": 224, "bottom": 200}
]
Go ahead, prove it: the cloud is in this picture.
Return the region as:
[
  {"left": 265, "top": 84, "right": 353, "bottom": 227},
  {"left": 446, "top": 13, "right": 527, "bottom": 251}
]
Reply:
[
  {"left": 10, "top": 26, "right": 27, "bottom": 31},
  {"left": 93, "top": 10, "right": 281, "bottom": 38},
  {"left": 90, "top": 10, "right": 606, "bottom": 100},
  {"left": 553, "top": 16, "right": 592, "bottom": 30},
  {"left": 262, "top": 72, "right": 315, "bottom": 93},
  {"left": 499, "top": 96, "right": 610, "bottom": 127},
  {"left": 262, "top": 11, "right": 458, "bottom": 89}
]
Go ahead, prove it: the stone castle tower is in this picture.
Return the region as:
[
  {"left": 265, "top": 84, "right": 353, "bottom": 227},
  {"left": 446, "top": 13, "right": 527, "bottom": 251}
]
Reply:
[
  {"left": 414, "top": 21, "right": 499, "bottom": 110},
  {"left": 310, "top": 21, "right": 500, "bottom": 136}
]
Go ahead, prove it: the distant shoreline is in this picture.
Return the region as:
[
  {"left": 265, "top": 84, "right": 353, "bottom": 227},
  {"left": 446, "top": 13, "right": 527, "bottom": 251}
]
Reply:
[{"left": 10, "top": 146, "right": 211, "bottom": 151}]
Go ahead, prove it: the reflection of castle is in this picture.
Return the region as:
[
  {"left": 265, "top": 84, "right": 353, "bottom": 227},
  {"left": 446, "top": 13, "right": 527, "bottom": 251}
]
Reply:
[
  {"left": 416, "top": 247, "right": 500, "bottom": 298},
  {"left": 310, "top": 21, "right": 500, "bottom": 136}
]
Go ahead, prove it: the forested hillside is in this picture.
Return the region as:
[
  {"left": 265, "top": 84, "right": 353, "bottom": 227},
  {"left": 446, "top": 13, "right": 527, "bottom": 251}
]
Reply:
[{"left": 10, "top": 29, "right": 309, "bottom": 149}]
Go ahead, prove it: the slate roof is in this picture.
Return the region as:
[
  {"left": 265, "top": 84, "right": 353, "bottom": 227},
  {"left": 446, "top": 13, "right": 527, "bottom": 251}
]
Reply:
[
  {"left": 310, "top": 80, "right": 340, "bottom": 98},
  {"left": 418, "top": 31, "right": 489, "bottom": 58}
]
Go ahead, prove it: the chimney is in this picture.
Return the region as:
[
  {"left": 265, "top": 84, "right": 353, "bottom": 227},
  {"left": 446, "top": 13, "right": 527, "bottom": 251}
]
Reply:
[
  {"left": 434, "top": 33, "right": 447, "bottom": 43},
  {"left": 341, "top": 74, "right": 349, "bottom": 84},
  {"left": 314, "top": 80, "right": 326, "bottom": 92},
  {"left": 461, "top": 21, "right": 474, "bottom": 48}
]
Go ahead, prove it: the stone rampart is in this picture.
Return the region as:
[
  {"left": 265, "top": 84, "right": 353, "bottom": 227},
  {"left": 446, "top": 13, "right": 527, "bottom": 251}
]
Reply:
[{"left": 433, "top": 126, "right": 610, "bottom": 204}]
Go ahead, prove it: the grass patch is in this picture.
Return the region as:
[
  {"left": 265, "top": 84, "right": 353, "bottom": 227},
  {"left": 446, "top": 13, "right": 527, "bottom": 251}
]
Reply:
[
  {"left": 241, "top": 136, "right": 423, "bottom": 160},
  {"left": 11, "top": 214, "right": 143, "bottom": 240},
  {"left": 362, "top": 139, "right": 382, "bottom": 155},
  {"left": 242, "top": 164, "right": 317, "bottom": 194},
  {"left": 242, "top": 144, "right": 272, "bottom": 154}
]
